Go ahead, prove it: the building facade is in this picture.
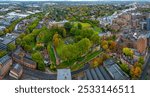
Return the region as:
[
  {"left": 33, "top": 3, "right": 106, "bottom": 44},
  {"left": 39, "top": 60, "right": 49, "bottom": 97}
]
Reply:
[{"left": 0, "top": 55, "right": 12, "bottom": 79}]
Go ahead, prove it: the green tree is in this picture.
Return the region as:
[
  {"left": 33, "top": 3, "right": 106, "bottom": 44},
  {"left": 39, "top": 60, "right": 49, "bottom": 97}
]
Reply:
[
  {"left": 120, "top": 63, "right": 130, "bottom": 74},
  {"left": 90, "top": 34, "right": 100, "bottom": 45},
  {"left": 32, "top": 52, "right": 45, "bottom": 71},
  {"left": 78, "top": 23, "right": 82, "bottom": 29},
  {"left": 0, "top": 50, "right": 7, "bottom": 58},
  {"left": 64, "top": 22, "right": 72, "bottom": 32},
  {"left": 123, "top": 48, "right": 133, "bottom": 57},
  {"left": 138, "top": 57, "right": 144, "bottom": 65},
  {"left": 7, "top": 43, "right": 16, "bottom": 52},
  {"left": 0, "top": 31, "right": 4, "bottom": 37}
]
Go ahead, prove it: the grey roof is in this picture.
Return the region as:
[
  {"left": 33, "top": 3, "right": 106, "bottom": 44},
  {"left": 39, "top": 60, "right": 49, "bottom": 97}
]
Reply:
[
  {"left": 57, "top": 69, "right": 71, "bottom": 80},
  {"left": 103, "top": 59, "right": 129, "bottom": 80},
  {"left": 11, "top": 64, "right": 23, "bottom": 74},
  {"left": 98, "top": 66, "right": 112, "bottom": 80},
  {"left": 84, "top": 59, "right": 129, "bottom": 80},
  {"left": 0, "top": 33, "right": 19, "bottom": 45},
  {"left": 85, "top": 65, "right": 112, "bottom": 80},
  {"left": 0, "top": 55, "right": 11, "bottom": 66}
]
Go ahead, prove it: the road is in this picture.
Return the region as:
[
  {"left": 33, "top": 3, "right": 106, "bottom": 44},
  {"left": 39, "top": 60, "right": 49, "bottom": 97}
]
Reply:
[
  {"left": 140, "top": 51, "right": 150, "bottom": 80},
  {"left": 23, "top": 64, "right": 90, "bottom": 80},
  {"left": 23, "top": 67, "right": 57, "bottom": 80}
]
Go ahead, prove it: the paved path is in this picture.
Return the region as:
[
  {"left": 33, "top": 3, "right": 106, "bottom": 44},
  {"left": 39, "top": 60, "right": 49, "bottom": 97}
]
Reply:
[{"left": 23, "top": 64, "right": 90, "bottom": 80}]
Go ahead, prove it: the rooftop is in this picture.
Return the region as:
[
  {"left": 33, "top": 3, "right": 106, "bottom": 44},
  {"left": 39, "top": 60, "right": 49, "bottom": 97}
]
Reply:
[
  {"left": 0, "top": 55, "right": 11, "bottom": 67},
  {"left": 84, "top": 59, "right": 129, "bottom": 80},
  {"left": 11, "top": 64, "right": 23, "bottom": 74},
  {"left": 0, "top": 33, "right": 19, "bottom": 45},
  {"left": 57, "top": 69, "right": 71, "bottom": 80},
  {"left": 103, "top": 59, "right": 129, "bottom": 80}
]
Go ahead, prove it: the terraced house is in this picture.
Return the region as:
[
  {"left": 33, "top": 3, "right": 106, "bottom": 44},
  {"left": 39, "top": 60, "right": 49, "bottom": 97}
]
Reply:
[
  {"left": 0, "top": 55, "right": 12, "bottom": 79},
  {"left": 12, "top": 48, "right": 37, "bottom": 69}
]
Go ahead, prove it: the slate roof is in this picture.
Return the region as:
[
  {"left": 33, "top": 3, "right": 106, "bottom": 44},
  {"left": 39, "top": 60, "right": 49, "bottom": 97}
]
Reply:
[
  {"left": 0, "top": 55, "right": 11, "bottom": 67},
  {"left": 84, "top": 59, "right": 130, "bottom": 80}
]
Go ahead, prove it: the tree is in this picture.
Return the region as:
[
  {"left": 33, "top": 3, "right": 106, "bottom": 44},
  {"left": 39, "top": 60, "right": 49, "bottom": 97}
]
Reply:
[
  {"left": 123, "top": 48, "right": 133, "bottom": 57},
  {"left": 0, "top": 50, "right": 7, "bottom": 58},
  {"left": 0, "top": 31, "right": 4, "bottom": 37},
  {"left": 102, "top": 53, "right": 109, "bottom": 61},
  {"left": 102, "top": 44, "right": 108, "bottom": 51},
  {"left": 109, "top": 41, "right": 117, "bottom": 50},
  {"left": 92, "top": 58, "right": 99, "bottom": 68},
  {"left": 90, "top": 34, "right": 100, "bottom": 45},
  {"left": 120, "top": 63, "right": 130, "bottom": 74},
  {"left": 16, "top": 38, "right": 22, "bottom": 45},
  {"left": 24, "top": 45, "right": 33, "bottom": 53},
  {"left": 91, "top": 57, "right": 103, "bottom": 68},
  {"left": 32, "top": 52, "right": 45, "bottom": 71},
  {"left": 77, "top": 38, "right": 92, "bottom": 55},
  {"left": 53, "top": 33, "right": 60, "bottom": 48},
  {"left": 130, "top": 66, "right": 142, "bottom": 79},
  {"left": 50, "top": 63, "right": 56, "bottom": 72},
  {"left": 78, "top": 23, "right": 82, "bottom": 29},
  {"left": 80, "top": 29, "right": 94, "bottom": 39},
  {"left": 7, "top": 43, "right": 16, "bottom": 52},
  {"left": 64, "top": 22, "right": 72, "bottom": 32},
  {"left": 138, "top": 57, "right": 144, "bottom": 65},
  {"left": 62, "top": 28, "right": 67, "bottom": 37},
  {"left": 101, "top": 40, "right": 108, "bottom": 46},
  {"left": 134, "top": 62, "right": 142, "bottom": 69}
]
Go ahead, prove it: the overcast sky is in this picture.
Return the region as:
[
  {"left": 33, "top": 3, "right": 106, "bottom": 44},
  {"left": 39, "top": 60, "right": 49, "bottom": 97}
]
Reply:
[{"left": 3, "top": 0, "right": 150, "bottom": 1}]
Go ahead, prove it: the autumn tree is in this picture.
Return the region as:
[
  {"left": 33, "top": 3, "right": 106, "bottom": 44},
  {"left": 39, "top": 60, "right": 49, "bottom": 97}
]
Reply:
[
  {"left": 91, "top": 57, "right": 103, "bottom": 68},
  {"left": 109, "top": 41, "right": 117, "bottom": 50},
  {"left": 53, "top": 33, "right": 60, "bottom": 48},
  {"left": 130, "top": 66, "right": 142, "bottom": 79},
  {"left": 123, "top": 47, "right": 133, "bottom": 57}
]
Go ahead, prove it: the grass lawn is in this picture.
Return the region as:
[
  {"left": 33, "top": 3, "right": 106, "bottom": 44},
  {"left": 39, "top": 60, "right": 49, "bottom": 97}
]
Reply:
[
  {"left": 56, "top": 41, "right": 64, "bottom": 58},
  {"left": 56, "top": 50, "right": 101, "bottom": 70},
  {"left": 71, "top": 64, "right": 84, "bottom": 71},
  {"left": 73, "top": 22, "right": 91, "bottom": 28},
  {"left": 48, "top": 44, "right": 56, "bottom": 64},
  {"left": 94, "top": 26, "right": 103, "bottom": 33},
  {"left": 57, "top": 59, "right": 76, "bottom": 69},
  {"left": 80, "top": 50, "right": 102, "bottom": 64}
]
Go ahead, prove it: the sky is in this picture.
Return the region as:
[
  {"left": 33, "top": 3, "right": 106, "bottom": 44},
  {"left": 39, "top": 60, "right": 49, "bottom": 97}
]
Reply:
[{"left": 1, "top": 0, "right": 150, "bottom": 1}]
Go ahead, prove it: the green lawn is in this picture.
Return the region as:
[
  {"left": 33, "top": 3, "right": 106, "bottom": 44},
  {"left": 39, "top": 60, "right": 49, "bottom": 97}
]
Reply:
[
  {"left": 57, "top": 59, "right": 76, "bottom": 69},
  {"left": 48, "top": 44, "right": 56, "bottom": 64},
  {"left": 56, "top": 50, "right": 101, "bottom": 70},
  {"left": 80, "top": 50, "right": 102, "bottom": 64},
  {"left": 94, "top": 26, "right": 102, "bottom": 33},
  {"left": 56, "top": 40, "right": 64, "bottom": 58},
  {"left": 71, "top": 64, "right": 84, "bottom": 71},
  {"left": 73, "top": 22, "right": 91, "bottom": 28}
]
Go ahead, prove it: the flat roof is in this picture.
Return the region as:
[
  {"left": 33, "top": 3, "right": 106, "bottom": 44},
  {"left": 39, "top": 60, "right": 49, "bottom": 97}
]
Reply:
[
  {"left": 57, "top": 69, "right": 71, "bottom": 80},
  {"left": 0, "top": 33, "right": 19, "bottom": 45}
]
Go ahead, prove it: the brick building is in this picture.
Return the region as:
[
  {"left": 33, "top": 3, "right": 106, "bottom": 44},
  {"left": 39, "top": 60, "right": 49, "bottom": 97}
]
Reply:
[
  {"left": 0, "top": 55, "right": 12, "bottom": 79},
  {"left": 12, "top": 48, "right": 37, "bottom": 69},
  {"left": 137, "top": 36, "right": 147, "bottom": 54}
]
